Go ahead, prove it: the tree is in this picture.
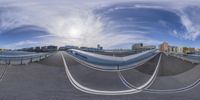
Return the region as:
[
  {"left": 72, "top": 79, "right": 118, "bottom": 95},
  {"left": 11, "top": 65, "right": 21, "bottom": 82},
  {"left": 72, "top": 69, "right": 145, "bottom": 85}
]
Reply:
[{"left": 183, "top": 47, "right": 188, "bottom": 54}]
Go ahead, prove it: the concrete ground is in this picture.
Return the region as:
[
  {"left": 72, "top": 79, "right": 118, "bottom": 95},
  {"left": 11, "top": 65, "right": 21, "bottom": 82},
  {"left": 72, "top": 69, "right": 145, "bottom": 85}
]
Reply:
[
  {"left": 64, "top": 53, "right": 128, "bottom": 91},
  {"left": 0, "top": 52, "right": 200, "bottom": 100},
  {"left": 120, "top": 54, "right": 160, "bottom": 87},
  {"left": 158, "top": 53, "right": 197, "bottom": 76},
  {"left": 135, "top": 53, "right": 197, "bottom": 76},
  {"left": 149, "top": 54, "right": 200, "bottom": 89}
]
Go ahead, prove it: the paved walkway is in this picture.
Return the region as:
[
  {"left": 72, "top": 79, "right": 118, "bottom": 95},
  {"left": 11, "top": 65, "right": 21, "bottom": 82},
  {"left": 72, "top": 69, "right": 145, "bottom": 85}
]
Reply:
[{"left": 0, "top": 52, "right": 199, "bottom": 100}]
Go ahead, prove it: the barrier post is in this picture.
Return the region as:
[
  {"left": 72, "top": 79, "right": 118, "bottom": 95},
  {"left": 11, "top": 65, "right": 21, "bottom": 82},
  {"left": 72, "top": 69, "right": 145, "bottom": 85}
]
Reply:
[
  {"left": 21, "top": 57, "right": 23, "bottom": 65},
  {"left": 30, "top": 58, "right": 32, "bottom": 63},
  {"left": 8, "top": 59, "right": 10, "bottom": 65},
  {"left": 40, "top": 56, "right": 41, "bottom": 61},
  {"left": 117, "top": 65, "right": 119, "bottom": 70}
]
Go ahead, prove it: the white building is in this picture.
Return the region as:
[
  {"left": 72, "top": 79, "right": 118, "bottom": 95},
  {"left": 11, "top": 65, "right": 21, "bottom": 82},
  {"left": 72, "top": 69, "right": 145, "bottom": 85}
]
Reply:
[
  {"left": 177, "top": 47, "right": 183, "bottom": 54},
  {"left": 168, "top": 46, "right": 178, "bottom": 54}
]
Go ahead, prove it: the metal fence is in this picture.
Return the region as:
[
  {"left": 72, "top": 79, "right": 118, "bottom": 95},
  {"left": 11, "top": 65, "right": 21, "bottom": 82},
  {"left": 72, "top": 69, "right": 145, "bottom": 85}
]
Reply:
[{"left": 0, "top": 53, "right": 50, "bottom": 65}]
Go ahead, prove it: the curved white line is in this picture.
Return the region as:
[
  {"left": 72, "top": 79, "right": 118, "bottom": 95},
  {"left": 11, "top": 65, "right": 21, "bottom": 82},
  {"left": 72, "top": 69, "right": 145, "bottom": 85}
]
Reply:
[
  {"left": 119, "top": 70, "right": 200, "bottom": 93},
  {"left": 0, "top": 65, "right": 8, "bottom": 82},
  {"left": 61, "top": 52, "right": 161, "bottom": 95},
  {"left": 118, "top": 56, "right": 200, "bottom": 93}
]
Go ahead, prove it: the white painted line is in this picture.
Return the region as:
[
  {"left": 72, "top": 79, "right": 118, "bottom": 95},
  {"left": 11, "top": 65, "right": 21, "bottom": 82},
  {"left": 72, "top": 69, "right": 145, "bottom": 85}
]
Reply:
[
  {"left": 61, "top": 52, "right": 161, "bottom": 95},
  {"left": 118, "top": 54, "right": 200, "bottom": 93},
  {"left": 0, "top": 65, "right": 8, "bottom": 82},
  {"left": 171, "top": 54, "right": 200, "bottom": 64}
]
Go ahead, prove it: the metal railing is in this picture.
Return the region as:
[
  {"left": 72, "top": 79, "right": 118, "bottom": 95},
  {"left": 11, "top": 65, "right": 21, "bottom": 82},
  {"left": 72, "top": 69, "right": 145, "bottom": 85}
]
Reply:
[
  {"left": 66, "top": 49, "right": 159, "bottom": 71},
  {"left": 0, "top": 53, "right": 50, "bottom": 65}
]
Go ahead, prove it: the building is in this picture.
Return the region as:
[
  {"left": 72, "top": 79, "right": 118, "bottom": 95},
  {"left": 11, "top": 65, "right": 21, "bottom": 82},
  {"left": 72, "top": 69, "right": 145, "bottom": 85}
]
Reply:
[
  {"left": 59, "top": 45, "right": 79, "bottom": 51},
  {"left": 41, "top": 45, "right": 58, "bottom": 52},
  {"left": 0, "top": 48, "right": 6, "bottom": 52},
  {"left": 41, "top": 46, "right": 48, "bottom": 52},
  {"left": 143, "top": 45, "right": 156, "bottom": 50},
  {"left": 195, "top": 48, "right": 200, "bottom": 54},
  {"left": 183, "top": 47, "right": 189, "bottom": 54},
  {"left": 177, "top": 47, "right": 183, "bottom": 54},
  {"left": 168, "top": 46, "right": 178, "bottom": 53},
  {"left": 80, "top": 46, "right": 103, "bottom": 52},
  {"left": 21, "top": 47, "right": 35, "bottom": 52},
  {"left": 159, "top": 42, "right": 169, "bottom": 52},
  {"left": 0, "top": 48, "right": 9, "bottom": 51},
  {"left": 195, "top": 48, "right": 200, "bottom": 52},
  {"left": 97, "top": 44, "right": 103, "bottom": 50},
  {"left": 59, "top": 47, "right": 65, "bottom": 51},
  {"left": 35, "top": 46, "right": 41, "bottom": 52},
  {"left": 182, "top": 47, "right": 195, "bottom": 54},
  {"left": 132, "top": 43, "right": 143, "bottom": 49},
  {"left": 188, "top": 48, "right": 195, "bottom": 54},
  {"left": 132, "top": 43, "right": 156, "bottom": 53},
  {"left": 79, "top": 44, "right": 103, "bottom": 52}
]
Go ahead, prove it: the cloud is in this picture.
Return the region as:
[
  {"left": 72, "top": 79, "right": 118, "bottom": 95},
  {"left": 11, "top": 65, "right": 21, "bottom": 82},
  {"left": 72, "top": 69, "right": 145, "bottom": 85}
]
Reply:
[
  {"left": 14, "top": 40, "right": 38, "bottom": 46},
  {"left": 180, "top": 14, "right": 200, "bottom": 41},
  {"left": 34, "top": 35, "right": 58, "bottom": 38},
  {"left": 0, "top": 2, "right": 174, "bottom": 48},
  {"left": 2, "top": 40, "right": 39, "bottom": 49},
  {"left": 43, "top": 31, "right": 161, "bottom": 49},
  {"left": 1, "top": 0, "right": 200, "bottom": 49}
]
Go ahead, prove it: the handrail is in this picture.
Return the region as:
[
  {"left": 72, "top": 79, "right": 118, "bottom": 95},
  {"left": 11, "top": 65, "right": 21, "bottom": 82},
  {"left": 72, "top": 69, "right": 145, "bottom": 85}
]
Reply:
[
  {"left": 0, "top": 53, "right": 50, "bottom": 65},
  {"left": 66, "top": 52, "right": 158, "bottom": 71},
  {"left": 68, "top": 49, "right": 158, "bottom": 67},
  {"left": 61, "top": 52, "right": 162, "bottom": 95}
]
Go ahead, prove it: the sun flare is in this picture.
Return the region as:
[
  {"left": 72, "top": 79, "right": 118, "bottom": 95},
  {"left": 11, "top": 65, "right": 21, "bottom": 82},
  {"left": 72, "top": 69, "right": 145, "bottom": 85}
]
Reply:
[{"left": 68, "top": 27, "right": 82, "bottom": 38}]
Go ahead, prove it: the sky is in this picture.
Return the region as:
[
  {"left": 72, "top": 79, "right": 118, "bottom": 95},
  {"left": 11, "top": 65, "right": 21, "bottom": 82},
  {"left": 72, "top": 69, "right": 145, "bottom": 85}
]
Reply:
[{"left": 0, "top": 0, "right": 200, "bottom": 49}]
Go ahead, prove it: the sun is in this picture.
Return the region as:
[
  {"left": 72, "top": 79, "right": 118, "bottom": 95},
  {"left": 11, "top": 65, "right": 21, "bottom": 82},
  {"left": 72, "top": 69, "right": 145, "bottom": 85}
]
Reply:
[{"left": 68, "top": 27, "right": 82, "bottom": 38}]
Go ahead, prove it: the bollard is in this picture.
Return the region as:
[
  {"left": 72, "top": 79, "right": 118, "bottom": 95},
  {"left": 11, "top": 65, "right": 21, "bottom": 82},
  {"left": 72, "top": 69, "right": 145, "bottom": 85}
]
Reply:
[
  {"left": 117, "top": 65, "right": 119, "bottom": 70},
  {"left": 4, "top": 59, "right": 6, "bottom": 65},
  {"left": 21, "top": 57, "right": 23, "bottom": 65},
  {"left": 40, "top": 56, "right": 41, "bottom": 61},
  {"left": 30, "top": 58, "right": 32, "bottom": 63},
  {"left": 8, "top": 59, "right": 10, "bottom": 65}
]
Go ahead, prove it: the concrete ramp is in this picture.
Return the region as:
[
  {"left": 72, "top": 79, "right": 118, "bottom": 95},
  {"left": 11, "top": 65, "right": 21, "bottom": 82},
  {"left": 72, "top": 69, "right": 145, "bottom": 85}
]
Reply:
[{"left": 136, "top": 53, "right": 197, "bottom": 76}]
